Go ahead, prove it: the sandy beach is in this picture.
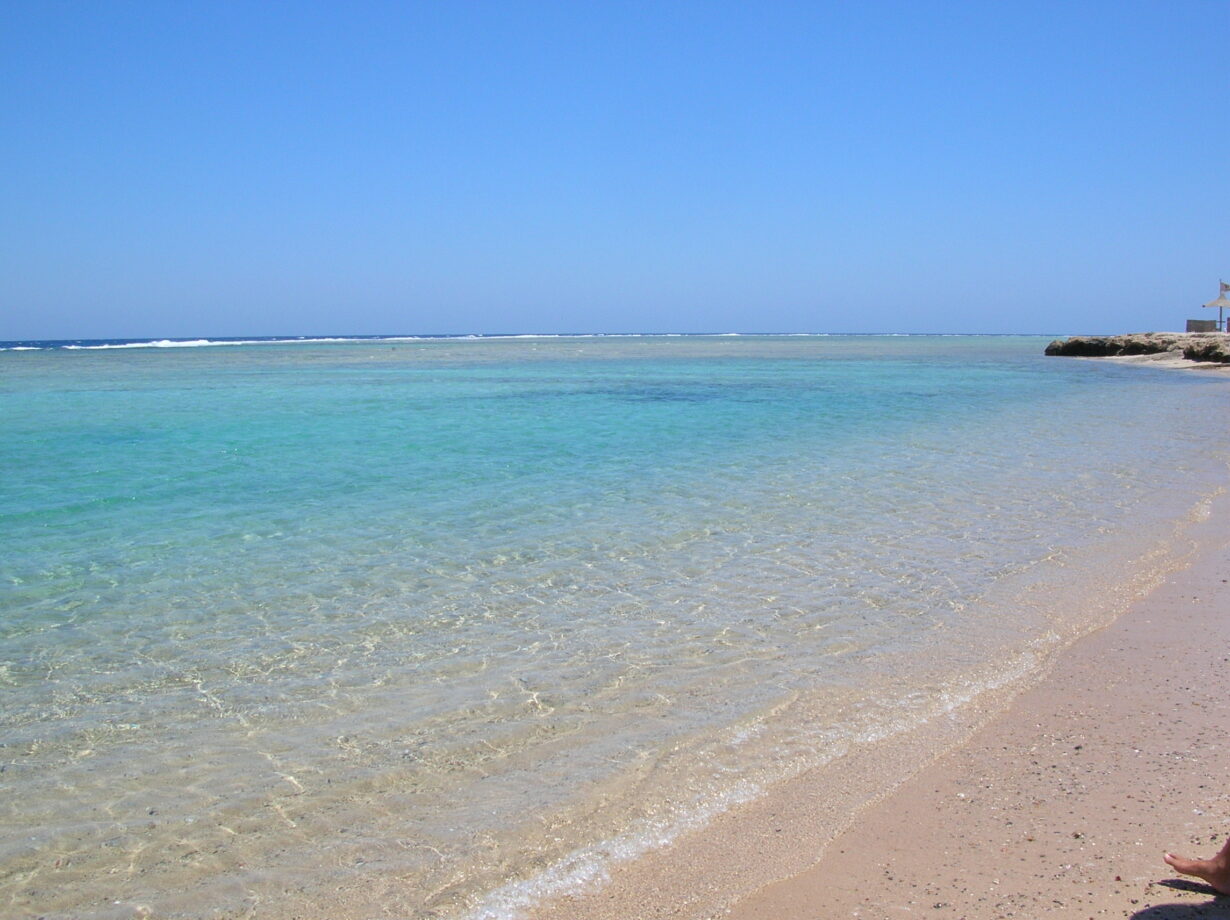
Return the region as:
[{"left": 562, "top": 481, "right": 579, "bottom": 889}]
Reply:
[
  {"left": 9, "top": 339, "right": 1230, "bottom": 920},
  {"left": 530, "top": 488, "right": 1230, "bottom": 920}
]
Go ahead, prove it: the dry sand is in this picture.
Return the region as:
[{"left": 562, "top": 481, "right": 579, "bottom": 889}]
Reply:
[
  {"left": 1100, "top": 352, "right": 1230, "bottom": 372},
  {"left": 531, "top": 492, "right": 1230, "bottom": 920}
]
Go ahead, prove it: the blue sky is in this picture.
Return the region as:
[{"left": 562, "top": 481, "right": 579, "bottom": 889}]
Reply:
[{"left": 3, "top": 1, "right": 1227, "bottom": 338}]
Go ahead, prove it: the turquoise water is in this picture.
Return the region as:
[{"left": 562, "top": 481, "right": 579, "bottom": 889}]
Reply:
[{"left": 2, "top": 335, "right": 1229, "bottom": 919}]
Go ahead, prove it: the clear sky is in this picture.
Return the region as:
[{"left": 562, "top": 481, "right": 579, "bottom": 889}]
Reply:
[{"left": 3, "top": 1, "right": 1227, "bottom": 339}]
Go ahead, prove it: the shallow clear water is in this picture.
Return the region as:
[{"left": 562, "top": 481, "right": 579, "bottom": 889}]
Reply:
[{"left": 2, "top": 335, "right": 1228, "bottom": 918}]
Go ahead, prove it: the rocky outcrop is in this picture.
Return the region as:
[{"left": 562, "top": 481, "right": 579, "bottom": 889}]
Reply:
[{"left": 1045, "top": 332, "right": 1230, "bottom": 364}]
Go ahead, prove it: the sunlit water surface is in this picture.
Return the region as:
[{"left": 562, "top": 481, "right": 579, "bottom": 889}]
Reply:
[{"left": 3, "top": 335, "right": 1228, "bottom": 918}]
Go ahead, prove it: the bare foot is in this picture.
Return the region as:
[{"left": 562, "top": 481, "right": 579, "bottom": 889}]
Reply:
[{"left": 1164, "top": 849, "right": 1230, "bottom": 895}]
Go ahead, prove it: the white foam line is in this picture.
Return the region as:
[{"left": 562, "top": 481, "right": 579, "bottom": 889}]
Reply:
[
  {"left": 456, "top": 641, "right": 1052, "bottom": 920},
  {"left": 461, "top": 780, "right": 762, "bottom": 920},
  {"left": 4, "top": 332, "right": 1054, "bottom": 352},
  {"left": 60, "top": 337, "right": 429, "bottom": 350}
]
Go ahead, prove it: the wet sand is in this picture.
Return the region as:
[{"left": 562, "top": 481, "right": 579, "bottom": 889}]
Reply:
[{"left": 531, "top": 491, "right": 1230, "bottom": 920}]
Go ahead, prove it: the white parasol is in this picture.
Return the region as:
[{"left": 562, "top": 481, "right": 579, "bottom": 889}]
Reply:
[{"left": 1203, "top": 281, "right": 1230, "bottom": 330}]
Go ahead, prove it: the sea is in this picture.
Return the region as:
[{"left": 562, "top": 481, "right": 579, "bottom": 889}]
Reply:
[{"left": 3, "top": 334, "right": 1229, "bottom": 919}]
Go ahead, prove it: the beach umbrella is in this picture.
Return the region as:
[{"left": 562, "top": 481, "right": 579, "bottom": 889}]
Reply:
[{"left": 1203, "top": 280, "right": 1230, "bottom": 331}]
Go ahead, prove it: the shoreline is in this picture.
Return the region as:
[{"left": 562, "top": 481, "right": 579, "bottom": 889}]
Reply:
[
  {"left": 526, "top": 489, "right": 1230, "bottom": 920},
  {"left": 721, "top": 486, "right": 1230, "bottom": 919},
  {"left": 1097, "top": 351, "right": 1230, "bottom": 373},
  {"left": 1100, "top": 352, "right": 1230, "bottom": 372}
]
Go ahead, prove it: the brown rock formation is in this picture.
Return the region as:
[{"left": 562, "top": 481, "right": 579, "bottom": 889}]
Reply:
[{"left": 1045, "top": 332, "right": 1230, "bottom": 364}]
